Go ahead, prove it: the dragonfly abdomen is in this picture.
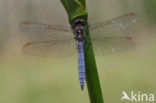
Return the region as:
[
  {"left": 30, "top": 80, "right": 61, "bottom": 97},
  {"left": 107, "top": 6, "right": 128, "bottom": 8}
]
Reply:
[{"left": 78, "top": 41, "right": 85, "bottom": 90}]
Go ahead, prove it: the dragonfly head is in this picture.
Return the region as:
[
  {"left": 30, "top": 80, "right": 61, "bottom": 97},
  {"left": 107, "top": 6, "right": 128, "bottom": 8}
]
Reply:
[
  {"left": 72, "top": 19, "right": 86, "bottom": 41},
  {"left": 72, "top": 19, "right": 85, "bottom": 27}
]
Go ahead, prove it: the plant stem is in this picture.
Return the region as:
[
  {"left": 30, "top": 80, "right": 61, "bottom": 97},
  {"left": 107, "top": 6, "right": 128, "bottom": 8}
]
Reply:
[{"left": 60, "top": 0, "right": 104, "bottom": 103}]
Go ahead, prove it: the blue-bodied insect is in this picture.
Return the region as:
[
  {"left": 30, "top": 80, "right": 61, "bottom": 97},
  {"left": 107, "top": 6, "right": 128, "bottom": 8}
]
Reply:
[{"left": 20, "top": 13, "right": 137, "bottom": 90}]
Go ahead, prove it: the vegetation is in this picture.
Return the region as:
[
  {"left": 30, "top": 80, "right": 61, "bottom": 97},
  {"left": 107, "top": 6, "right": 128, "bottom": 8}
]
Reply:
[{"left": 61, "top": 0, "right": 104, "bottom": 103}]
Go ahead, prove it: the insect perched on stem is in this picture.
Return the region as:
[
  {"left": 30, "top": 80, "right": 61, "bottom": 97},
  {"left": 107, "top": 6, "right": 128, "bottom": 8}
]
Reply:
[{"left": 20, "top": 13, "right": 137, "bottom": 90}]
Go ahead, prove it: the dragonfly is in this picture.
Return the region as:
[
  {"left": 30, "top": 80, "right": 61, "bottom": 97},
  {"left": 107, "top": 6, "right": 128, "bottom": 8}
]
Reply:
[{"left": 20, "top": 13, "right": 137, "bottom": 90}]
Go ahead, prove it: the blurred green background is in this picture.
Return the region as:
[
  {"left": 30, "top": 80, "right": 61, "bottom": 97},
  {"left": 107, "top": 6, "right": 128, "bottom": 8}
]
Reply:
[{"left": 0, "top": 0, "right": 156, "bottom": 103}]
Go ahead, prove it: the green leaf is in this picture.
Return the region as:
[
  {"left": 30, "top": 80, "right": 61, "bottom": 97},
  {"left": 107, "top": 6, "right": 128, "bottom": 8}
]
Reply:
[{"left": 60, "top": 0, "right": 88, "bottom": 24}]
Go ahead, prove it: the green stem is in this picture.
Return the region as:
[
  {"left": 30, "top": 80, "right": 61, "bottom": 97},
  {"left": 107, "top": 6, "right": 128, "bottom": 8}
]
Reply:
[
  {"left": 84, "top": 29, "right": 104, "bottom": 103},
  {"left": 60, "top": 0, "right": 104, "bottom": 103}
]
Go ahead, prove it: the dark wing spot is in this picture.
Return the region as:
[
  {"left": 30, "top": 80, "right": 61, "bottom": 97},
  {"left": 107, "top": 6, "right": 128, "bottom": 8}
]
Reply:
[
  {"left": 127, "top": 13, "right": 134, "bottom": 16},
  {"left": 125, "top": 36, "right": 132, "bottom": 40},
  {"left": 23, "top": 21, "right": 31, "bottom": 24},
  {"left": 25, "top": 42, "right": 33, "bottom": 46}
]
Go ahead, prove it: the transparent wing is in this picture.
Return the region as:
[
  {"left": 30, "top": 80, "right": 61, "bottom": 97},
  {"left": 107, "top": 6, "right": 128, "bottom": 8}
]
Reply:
[
  {"left": 23, "top": 38, "right": 76, "bottom": 58},
  {"left": 89, "top": 13, "right": 138, "bottom": 37},
  {"left": 20, "top": 21, "right": 73, "bottom": 39},
  {"left": 90, "top": 36, "right": 134, "bottom": 55}
]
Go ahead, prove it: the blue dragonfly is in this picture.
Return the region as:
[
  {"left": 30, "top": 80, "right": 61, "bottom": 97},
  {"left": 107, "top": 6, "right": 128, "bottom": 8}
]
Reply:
[{"left": 20, "top": 13, "right": 137, "bottom": 90}]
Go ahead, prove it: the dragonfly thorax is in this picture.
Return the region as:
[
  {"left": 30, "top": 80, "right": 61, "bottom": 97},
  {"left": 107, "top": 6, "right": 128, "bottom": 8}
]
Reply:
[{"left": 72, "top": 19, "right": 86, "bottom": 41}]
